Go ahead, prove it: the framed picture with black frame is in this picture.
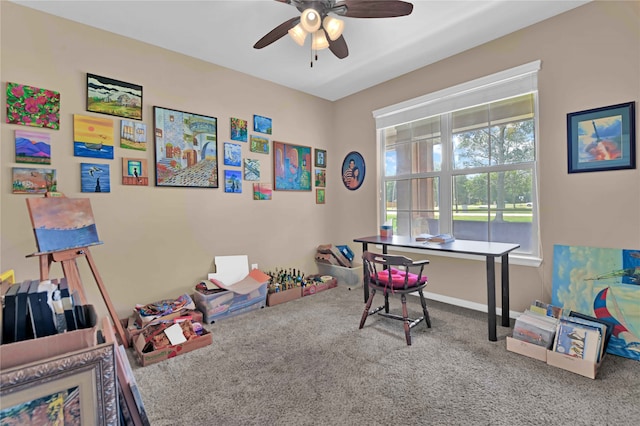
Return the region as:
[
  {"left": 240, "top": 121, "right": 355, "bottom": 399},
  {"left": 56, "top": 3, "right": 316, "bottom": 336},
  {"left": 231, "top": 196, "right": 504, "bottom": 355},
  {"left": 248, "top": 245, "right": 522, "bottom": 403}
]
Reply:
[{"left": 567, "top": 102, "right": 635, "bottom": 173}]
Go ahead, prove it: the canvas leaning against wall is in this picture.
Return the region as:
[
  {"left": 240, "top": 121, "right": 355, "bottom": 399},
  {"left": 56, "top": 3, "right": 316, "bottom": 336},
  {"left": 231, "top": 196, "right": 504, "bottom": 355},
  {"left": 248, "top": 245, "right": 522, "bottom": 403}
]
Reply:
[{"left": 552, "top": 244, "right": 640, "bottom": 361}]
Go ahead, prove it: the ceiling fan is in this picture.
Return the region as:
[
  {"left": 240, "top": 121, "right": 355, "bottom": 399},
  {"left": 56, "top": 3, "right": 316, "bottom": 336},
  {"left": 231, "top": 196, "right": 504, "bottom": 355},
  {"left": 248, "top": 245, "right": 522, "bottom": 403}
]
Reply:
[{"left": 253, "top": 0, "right": 414, "bottom": 65}]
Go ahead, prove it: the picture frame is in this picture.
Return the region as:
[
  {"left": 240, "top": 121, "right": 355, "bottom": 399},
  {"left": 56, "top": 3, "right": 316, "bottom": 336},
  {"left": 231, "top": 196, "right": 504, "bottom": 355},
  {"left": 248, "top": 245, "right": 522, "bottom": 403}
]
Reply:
[
  {"left": 153, "top": 106, "right": 218, "bottom": 188},
  {"left": 15, "top": 130, "right": 51, "bottom": 164},
  {"left": 122, "top": 157, "right": 148, "bottom": 186},
  {"left": 314, "top": 168, "right": 326, "bottom": 187},
  {"left": 341, "top": 151, "right": 366, "bottom": 191},
  {"left": 0, "top": 343, "right": 117, "bottom": 425},
  {"left": 250, "top": 135, "right": 269, "bottom": 154},
  {"left": 316, "top": 188, "right": 325, "bottom": 204},
  {"left": 567, "top": 102, "right": 635, "bottom": 173},
  {"left": 87, "top": 73, "right": 143, "bottom": 120},
  {"left": 314, "top": 149, "right": 326, "bottom": 168},
  {"left": 6, "top": 82, "right": 60, "bottom": 130},
  {"left": 273, "top": 141, "right": 312, "bottom": 191},
  {"left": 230, "top": 117, "right": 248, "bottom": 142},
  {"left": 253, "top": 114, "right": 272, "bottom": 135},
  {"left": 12, "top": 167, "right": 57, "bottom": 194}
]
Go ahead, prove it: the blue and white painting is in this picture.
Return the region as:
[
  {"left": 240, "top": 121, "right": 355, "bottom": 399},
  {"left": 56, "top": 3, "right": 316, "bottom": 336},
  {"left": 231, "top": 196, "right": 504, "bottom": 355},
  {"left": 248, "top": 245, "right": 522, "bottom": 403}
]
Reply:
[
  {"left": 224, "top": 142, "right": 242, "bottom": 167},
  {"left": 224, "top": 170, "right": 242, "bottom": 193},
  {"left": 81, "top": 163, "right": 110, "bottom": 193},
  {"left": 253, "top": 114, "right": 272, "bottom": 135}
]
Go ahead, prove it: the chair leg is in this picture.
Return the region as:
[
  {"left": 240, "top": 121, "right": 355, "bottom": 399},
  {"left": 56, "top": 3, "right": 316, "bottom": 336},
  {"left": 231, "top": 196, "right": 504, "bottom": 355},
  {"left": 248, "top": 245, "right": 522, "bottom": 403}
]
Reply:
[
  {"left": 418, "top": 290, "right": 431, "bottom": 328},
  {"left": 359, "top": 288, "right": 376, "bottom": 329},
  {"left": 384, "top": 291, "right": 390, "bottom": 313},
  {"left": 401, "top": 294, "right": 411, "bottom": 345}
]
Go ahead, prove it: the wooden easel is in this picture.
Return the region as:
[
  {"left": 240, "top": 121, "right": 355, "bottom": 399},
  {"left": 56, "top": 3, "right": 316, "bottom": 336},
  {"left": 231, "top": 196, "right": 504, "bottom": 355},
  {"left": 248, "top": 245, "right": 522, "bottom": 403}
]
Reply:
[{"left": 25, "top": 194, "right": 128, "bottom": 347}]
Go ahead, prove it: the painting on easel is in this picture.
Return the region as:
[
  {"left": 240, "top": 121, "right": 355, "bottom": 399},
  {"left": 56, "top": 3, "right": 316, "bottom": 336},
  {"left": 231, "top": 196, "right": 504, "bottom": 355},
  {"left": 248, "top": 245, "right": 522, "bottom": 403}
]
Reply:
[{"left": 26, "top": 198, "right": 102, "bottom": 253}]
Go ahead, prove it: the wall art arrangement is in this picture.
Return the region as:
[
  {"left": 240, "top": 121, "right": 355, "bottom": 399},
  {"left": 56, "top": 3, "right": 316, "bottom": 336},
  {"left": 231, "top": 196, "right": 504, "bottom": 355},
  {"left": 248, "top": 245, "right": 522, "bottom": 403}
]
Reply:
[
  {"left": 315, "top": 149, "right": 326, "bottom": 168},
  {"left": 120, "top": 120, "right": 147, "bottom": 151},
  {"left": 342, "top": 151, "right": 365, "bottom": 191},
  {"left": 316, "top": 188, "right": 325, "bottom": 204},
  {"left": 87, "top": 73, "right": 142, "bottom": 120},
  {"left": 567, "top": 101, "right": 636, "bottom": 173},
  {"left": 224, "top": 142, "right": 242, "bottom": 167},
  {"left": 244, "top": 159, "right": 260, "bottom": 181},
  {"left": 15, "top": 130, "right": 51, "bottom": 164},
  {"left": 6, "top": 82, "right": 60, "bottom": 130},
  {"left": 230, "top": 117, "right": 248, "bottom": 142},
  {"left": 253, "top": 183, "right": 272, "bottom": 200},
  {"left": 73, "top": 114, "right": 114, "bottom": 159},
  {"left": 253, "top": 114, "right": 272, "bottom": 135},
  {"left": 552, "top": 244, "right": 640, "bottom": 361},
  {"left": 122, "top": 157, "right": 148, "bottom": 186},
  {"left": 314, "top": 169, "right": 326, "bottom": 187},
  {"left": 154, "top": 106, "right": 218, "bottom": 188},
  {"left": 81, "top": 163, "right": 110, "bottom": 193},
  {"left": 273, "top": 141, "right": 312, "bottom": 191},
  {"left": 224, "top": 170, "right": 242, "bottom": 193},
  {"left": 250, "top": 135, "right": 269, "bottom": 154},
  {"left": 12, "top": 167, "right": 57, "bottom": 194}
]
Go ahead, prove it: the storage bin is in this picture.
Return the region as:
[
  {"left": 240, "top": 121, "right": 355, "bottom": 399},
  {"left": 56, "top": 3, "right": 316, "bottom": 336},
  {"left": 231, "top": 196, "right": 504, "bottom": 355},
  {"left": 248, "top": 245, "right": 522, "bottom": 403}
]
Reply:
[{"left": 316, "top": 261, "right": 363, "bottom": 288}]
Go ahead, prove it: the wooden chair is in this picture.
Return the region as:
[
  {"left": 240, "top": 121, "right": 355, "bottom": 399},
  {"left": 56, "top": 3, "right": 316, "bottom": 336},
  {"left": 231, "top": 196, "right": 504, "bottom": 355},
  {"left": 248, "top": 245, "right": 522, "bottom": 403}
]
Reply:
[{"left": 359, "top": 251, "right": 431, "bottom": 345}]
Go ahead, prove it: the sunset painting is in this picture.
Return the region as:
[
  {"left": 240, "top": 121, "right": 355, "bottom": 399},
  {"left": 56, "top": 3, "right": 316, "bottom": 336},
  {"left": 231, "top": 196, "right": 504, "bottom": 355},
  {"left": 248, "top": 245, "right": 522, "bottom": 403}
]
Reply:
[
  {"left": 73, "top": 114, "right": 114, "bottom": 159},
  {"left": 15, "top": 130, "right": 51, "bottom": 164}
]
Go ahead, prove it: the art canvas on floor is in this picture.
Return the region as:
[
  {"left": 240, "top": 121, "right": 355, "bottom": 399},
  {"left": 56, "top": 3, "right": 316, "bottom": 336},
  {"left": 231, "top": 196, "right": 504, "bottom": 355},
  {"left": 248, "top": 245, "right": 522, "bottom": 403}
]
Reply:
[{"left": 552, "top": 244, "right": 640, "bottom": 361}]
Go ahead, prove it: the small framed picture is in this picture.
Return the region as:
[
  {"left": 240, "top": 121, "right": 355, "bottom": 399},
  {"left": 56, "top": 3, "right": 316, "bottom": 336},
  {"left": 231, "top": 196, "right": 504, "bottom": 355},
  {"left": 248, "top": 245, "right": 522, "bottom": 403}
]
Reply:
[
  {"left": 315, "top": 148, "right": 326, "bottom": 168},
  {"left": 315, "top": 169, "right": 326, "bottom": 187},
  {"left": 253, "top": 114, "right": 272, "bottom": 135},
  {"left": 567, "top": 102, "right": 635, "bottom": 173},
  {"left": 341, "top": 151, "right": 365, "bottom": 191},
  {"left": 316, "top": 188, "right": 325, "bottom": 204}
]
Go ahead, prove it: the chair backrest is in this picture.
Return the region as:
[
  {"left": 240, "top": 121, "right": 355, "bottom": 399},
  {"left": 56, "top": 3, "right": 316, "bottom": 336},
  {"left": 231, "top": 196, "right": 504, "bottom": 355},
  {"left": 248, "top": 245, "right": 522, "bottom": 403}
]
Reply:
[{"left": 362, "top": 251, "right": 427, "bottom": 292}]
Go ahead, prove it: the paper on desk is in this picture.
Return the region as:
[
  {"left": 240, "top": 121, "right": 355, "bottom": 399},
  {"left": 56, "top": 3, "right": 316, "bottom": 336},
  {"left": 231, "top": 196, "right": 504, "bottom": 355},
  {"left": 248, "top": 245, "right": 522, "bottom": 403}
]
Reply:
[
  {"left": 164, "top": 323, "right": 187, "bottom": 345},
  {"left": 207, "top": 255, "right": 249, "bottom": 286}
]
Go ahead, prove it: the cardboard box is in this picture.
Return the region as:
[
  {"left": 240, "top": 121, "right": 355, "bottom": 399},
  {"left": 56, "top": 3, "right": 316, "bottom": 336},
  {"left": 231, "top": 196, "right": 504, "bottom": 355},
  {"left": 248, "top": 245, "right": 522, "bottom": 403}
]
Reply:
[
  {"left": 0, "top": 305, "right": 97, "bottom": 370},
  {"left": 546, "top": 349, "right": 602, "bottom": 379},
  {"left": 133, "top": 329, "right": 213, "bottom": 367},
  {"left": 267, "top": 287, "right": 302, "bottom": 306},
  {"left": 316, "top": 261, "right": 363, "bottom": 288},
  {"left": 302, "top": 277, "right": 337, "bottom": 297},
  {"left": 122, "top": 309, "right": 204, "bottom": 346},
  {"left": 506, "top": 336, "right": 547, "bottom": 362}
]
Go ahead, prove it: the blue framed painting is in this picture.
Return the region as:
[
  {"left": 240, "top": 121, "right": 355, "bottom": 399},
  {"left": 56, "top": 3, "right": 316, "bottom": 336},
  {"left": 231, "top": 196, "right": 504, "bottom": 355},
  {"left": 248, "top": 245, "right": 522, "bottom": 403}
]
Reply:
[
  {"left": 224, "top": 142, "right": 242, "bottom": 167},
  {"left": 552, "top": 244, "right": 640, "bottom": 361},
  {"left": 253, "top": 114, "right": 272, "bottom": 135},
  {"left": 224, "top": 170, "right": 242, "bottom": 193}
]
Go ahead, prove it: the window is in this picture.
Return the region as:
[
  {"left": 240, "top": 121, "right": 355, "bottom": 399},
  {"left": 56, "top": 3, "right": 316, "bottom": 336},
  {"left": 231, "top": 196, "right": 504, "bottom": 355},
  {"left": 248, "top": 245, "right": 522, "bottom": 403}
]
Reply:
[{"left": 374, "top": 62, "right": 540, "bottom": 257}]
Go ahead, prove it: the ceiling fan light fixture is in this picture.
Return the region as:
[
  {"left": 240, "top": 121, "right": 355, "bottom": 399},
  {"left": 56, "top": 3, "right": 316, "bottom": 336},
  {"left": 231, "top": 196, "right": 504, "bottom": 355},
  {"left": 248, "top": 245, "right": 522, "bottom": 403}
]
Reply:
[
  {"left": 288, "top": 24, "right": 307, "bottom": 46},
  {"left": 322, "top": 15, "right": 344, "bottom": 41},
  {"left": 311, "top": 29, "right": 330, "bottom": 50},
  {"left": 300, "top": 8, "right": 321, "bottom": 33}
]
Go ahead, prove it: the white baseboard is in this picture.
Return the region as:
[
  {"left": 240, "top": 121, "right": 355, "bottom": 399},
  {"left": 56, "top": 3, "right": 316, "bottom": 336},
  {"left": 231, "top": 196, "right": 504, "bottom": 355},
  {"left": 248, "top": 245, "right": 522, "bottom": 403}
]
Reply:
[{"left": 410, "top": 291, "right": 518, "bottom": 320}]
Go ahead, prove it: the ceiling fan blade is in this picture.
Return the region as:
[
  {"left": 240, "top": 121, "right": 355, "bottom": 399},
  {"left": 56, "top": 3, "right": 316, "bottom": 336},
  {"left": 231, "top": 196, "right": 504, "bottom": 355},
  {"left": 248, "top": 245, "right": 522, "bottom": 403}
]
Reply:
[
  {"left": 328, "top": 35, "right": 349, "bottom": 59},
  {"left": 253, "top": 16, "right": 300, "bottom": 49},
  {"left": 336, "top": 0, "right": 413, "bottom": 18}
]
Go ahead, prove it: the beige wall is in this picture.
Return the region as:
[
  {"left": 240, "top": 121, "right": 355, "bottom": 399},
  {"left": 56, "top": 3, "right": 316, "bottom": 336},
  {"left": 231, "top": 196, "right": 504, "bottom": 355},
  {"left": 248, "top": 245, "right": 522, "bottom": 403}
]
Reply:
[{"left": 2, "top": 1, "right": 638, "bottom": 319}]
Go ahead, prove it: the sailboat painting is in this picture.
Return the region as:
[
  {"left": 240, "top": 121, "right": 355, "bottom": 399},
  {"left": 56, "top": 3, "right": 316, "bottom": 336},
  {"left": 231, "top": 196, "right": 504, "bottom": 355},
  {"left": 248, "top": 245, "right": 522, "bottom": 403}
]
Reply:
[{"left": 552, "top": 245, "right": 640, "bottom": 361}]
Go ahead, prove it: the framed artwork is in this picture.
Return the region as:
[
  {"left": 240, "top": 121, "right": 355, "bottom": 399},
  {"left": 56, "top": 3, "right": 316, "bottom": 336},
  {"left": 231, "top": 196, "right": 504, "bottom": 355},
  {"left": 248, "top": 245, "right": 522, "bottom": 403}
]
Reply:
[
  {"left": 122, "top": 157, "right": 148, "bottom": 186},
  {"left": 81, "top": 163, "right": 110, "bottom": 193},
  {"left": 244, "top": 158, "right": 260, "bottom": 181},
  {"left": 120, "top": 120, "right": 147, "bottom": 151},
  {"left": 15, "top": 130, "right": 51, "bottom": 164},
  {"left": 315, "top": 169, "right": 326, "bottom": 187},
  {"left": 341, "top": 151, "right": 365, "bottom": 191},
  {"left": 552, "top": 245, "right": 640, "bottom": 361},
  {"left": 6, "top": 82, "right": 60, "bottom": 130},
  {"left": 87, "top": 73, "right": 142, "bottom": 120},
  {"left": 273, "top": 141, "right": 312, "bottom": 191},
  {"left": 253, "top": 183, "right": 272, "bottom": 200},
  {"left": 250, "top": 135, "right": 269, "bottom": 154},
  {"left": 567, "top": 102, "right": 635, "bottom": 173},
  {"left": 154, "top": 106, "right": 218, "bottom": 188},
  {"left": 12, "top": 167, "right": 56, "bottom": 194},
  {"left": 316, "top": 188, "right": 325, "bottom": 204},
  {"left": 315, "top": 149, "right": 327, "bottom": 168},
  {"left": 224, "top": 170, "right": 242, "bottom": 193},
  {"left": 224, "top": 142, "right": 242, "bottom": 167},
  {"left": 253, "top": 114, "right": 272, "bottom": 134},
  {"left": 230, "top": 117, "right": 248, "bottom": 142},
  {"left": 73, "top": 114, "right": 114, "bottom": 159},
  {"left": 0, "top": 343, "right": 117, "bottom": 425}
]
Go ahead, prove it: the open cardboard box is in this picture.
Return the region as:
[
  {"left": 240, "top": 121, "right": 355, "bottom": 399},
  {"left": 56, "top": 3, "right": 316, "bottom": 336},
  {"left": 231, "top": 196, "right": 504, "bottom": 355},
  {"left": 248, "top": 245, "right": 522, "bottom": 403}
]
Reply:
[
  {"left": 121, "top": 309, "right": 204, "bottom": 346},
  {"left": 302, "top": 277, "right": 337, "bottom": 296},
  {"left": 267, "top": 287, "right": 301, "bottom": 306},
  {"left": 505, "top": 336, "right": 548, "bottom": 362},
  {"left": 133, "top": 329, "right": 213, "bottom": 367},
  {"left": 546, "top": 349, "right": 602, "bottom": 379}
]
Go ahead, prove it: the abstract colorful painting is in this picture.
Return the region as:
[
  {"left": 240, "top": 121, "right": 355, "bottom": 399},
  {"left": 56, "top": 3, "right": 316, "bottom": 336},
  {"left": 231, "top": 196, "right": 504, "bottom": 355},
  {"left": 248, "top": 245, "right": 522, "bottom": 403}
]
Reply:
[
  {"left": 224, "top": 170, "right": 242, "bottom": 193},
  {"left": 122, "top": 157, "right": 148, "bottom": 186},
  {"left": 12, "top": 167, "right": 57, "bottom": 194},
  {"left": 6, "top": 82, "right": 60, "bottom": 130},
  {"left": 253, "top": 183, "right": 272, "bottom": 200},
  {"left": 250, "top": 135, "right": 269, "bottom": 154},
  {"left": 552, "top": 244, "right": 640, "bottom": 361},
  {"left": 120, "top": 120, "right": 147, "bottom": 151},
  {"left": 15, "top": 130, "right": 51, "bottom": 164},
  {"left": 81, "top": 163, "right": 110, "bottom": 193},
  {"left": 273, "top": 141, "right": 312, "bottom": 191},
  {"left": 253, "top": 114, "right": 272, "bottom": 135},
  {"left": 26, "top": 197, "right": 100, "bottom": 253},
  {"left": 230, "top": 117, "right": 248, "bottom": 142},
  {"left": 315, "top": 169, "right": 326, "bottom": 187},
  {"left": 224, "top": 142, "right": 242, "bottom": 167},
  {"left": 154, "top": 106, "right": 218, "bottom": 188},
  {"left": 73, "top": 114, "right": 114, "bottom": 159},
  {"left": 316, "top": 188, "right": 325, "bottom": 204},
  {"left": 244, "top": 159, "right": 260, "bottom": 181},
  {"left": 0, "top": 386, "right": 80, "bottom": 424},
  {"left": 87, "top": 73, "right": 142, "bottom": 120}
]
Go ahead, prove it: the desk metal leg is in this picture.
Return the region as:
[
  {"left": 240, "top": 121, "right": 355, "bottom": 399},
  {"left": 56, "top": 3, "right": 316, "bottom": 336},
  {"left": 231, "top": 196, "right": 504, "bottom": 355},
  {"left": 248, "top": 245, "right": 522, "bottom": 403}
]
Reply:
[
  {"left": 501, "top": 254, "right": 510, "bottom": 327},
  {"left": 486, "top": 256, "right": 497, "bottom": 342},
  {"left": 362, "top": 242, "right": 369, "bottom": 303}
]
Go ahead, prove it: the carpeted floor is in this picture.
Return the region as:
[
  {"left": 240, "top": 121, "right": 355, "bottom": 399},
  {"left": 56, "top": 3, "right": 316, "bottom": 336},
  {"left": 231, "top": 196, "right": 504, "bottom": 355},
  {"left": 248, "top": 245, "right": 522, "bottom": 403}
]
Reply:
[{"left": 129, "top": 286, "right": 640, "bottom": 425}]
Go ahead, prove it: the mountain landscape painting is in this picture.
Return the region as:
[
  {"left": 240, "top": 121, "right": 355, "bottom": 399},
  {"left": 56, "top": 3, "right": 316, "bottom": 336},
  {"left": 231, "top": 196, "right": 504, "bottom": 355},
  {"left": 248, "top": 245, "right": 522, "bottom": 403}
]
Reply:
[{"left": 15, "top": 130, "right": 51, "bottom": 164}]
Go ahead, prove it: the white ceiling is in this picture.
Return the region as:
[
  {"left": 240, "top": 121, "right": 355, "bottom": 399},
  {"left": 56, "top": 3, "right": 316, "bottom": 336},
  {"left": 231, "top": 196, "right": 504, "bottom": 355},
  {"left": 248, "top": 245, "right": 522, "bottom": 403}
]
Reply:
[{"left": 11, "top": 0, "right": 590, "bottom": 101}]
